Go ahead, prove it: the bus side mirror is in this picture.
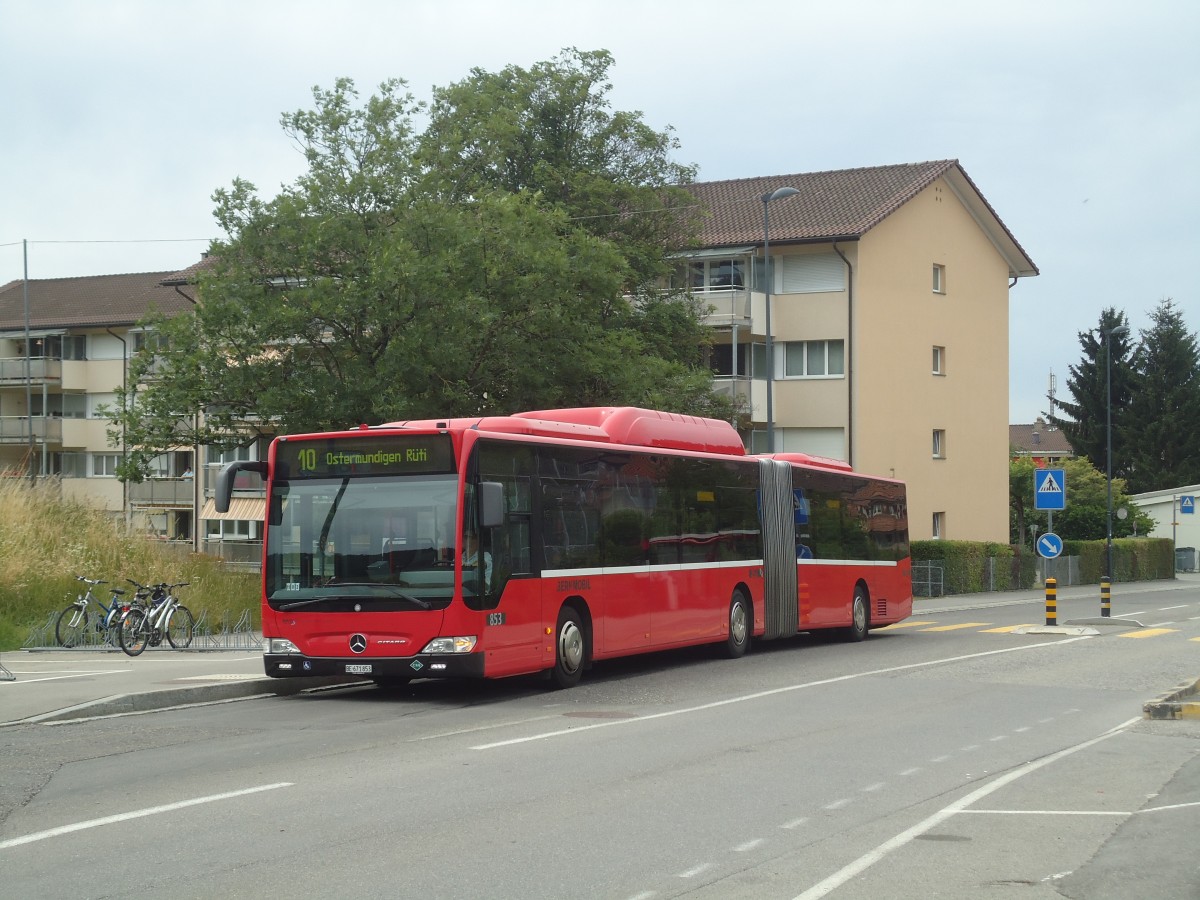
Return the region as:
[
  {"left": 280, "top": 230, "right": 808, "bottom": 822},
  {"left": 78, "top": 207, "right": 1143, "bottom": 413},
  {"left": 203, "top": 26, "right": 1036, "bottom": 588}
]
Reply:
[
  {"left": 479, "top": 481, "right": 505, "bottom": 529},
  {"left": 215, "top": 461, "right": 267, "bottom": 513}
]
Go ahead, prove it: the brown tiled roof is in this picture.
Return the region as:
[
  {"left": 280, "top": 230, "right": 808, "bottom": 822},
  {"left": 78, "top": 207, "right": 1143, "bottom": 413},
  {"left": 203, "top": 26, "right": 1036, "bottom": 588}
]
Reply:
[
  {"left": 1010, "top": 420, "right": 1075, "bottom": 455},
  {"left": 0, "top": 271, "right": 195, "bottom": 330},
  {"left": 686, "top": 159, "right": 1038, "bottom": 277}
]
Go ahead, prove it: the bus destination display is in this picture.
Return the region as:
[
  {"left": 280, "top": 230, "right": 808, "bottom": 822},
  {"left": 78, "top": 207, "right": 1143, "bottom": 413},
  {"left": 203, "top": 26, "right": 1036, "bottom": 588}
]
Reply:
[{"left": 275, "top": 434, "right": 456, "bottom": 478}]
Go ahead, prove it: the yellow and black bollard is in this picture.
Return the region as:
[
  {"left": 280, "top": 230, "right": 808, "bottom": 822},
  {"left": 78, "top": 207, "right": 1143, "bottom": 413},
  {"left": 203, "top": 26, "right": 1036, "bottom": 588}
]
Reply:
[
  {"left": 1045, "top": 577, "right": 1057, "bottom": 626},
  {"left": 1101, "top": 577, "right": 1111, "bottom": 618}
]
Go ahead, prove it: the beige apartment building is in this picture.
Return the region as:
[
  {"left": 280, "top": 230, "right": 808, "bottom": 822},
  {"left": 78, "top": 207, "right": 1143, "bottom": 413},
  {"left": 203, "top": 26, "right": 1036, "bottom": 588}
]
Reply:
[
  {"left": 0, "top": 159, "right": 1035, "bottom": 550},
  {"left": 0, "top": 268, "right": 263, "bottom": 563},
  {"left": 686, "top": 160, "right": 1037, "bottom": 541}
]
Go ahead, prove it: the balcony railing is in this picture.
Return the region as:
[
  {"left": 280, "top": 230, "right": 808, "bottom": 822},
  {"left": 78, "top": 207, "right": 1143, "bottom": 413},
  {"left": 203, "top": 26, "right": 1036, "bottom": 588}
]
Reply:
[
  {"left": 200, "top": 539, "right": 263, "bottom": 571},
  {"left": 0, "top": 416, "right": 63, "bottom": 443},
  {"left": 0, "top": 357, "right": 62, "bottom": 384},
  {"left": 696, "top": 288, "right": 753, "bottom": 327},
  {"left": 128, "top": 478, "right": 196, "bottom": 507}
]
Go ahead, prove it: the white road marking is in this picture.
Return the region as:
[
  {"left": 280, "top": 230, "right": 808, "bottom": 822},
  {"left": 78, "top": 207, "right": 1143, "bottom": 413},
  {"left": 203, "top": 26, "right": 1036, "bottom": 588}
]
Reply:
[
  {"left": 0, "top": 783, "right": 293, "bottom": 850},
  {"left": 471, "top": 637, "right": 1093, "bottom": 750},
  {"left": 781, "top": 817, "right": 809, "bottom": 829},
  {"left": 734, "top": 838, "right": 765, "bottom": 852},
  {"left": 678, "top": 863, "right": 713, "bottom": 878},
  {"left": 0, "top": 671, "right": 119, "bottom": 686},
  {"left": 790, "top": 717, "right": 1140, "bottom": 900}
]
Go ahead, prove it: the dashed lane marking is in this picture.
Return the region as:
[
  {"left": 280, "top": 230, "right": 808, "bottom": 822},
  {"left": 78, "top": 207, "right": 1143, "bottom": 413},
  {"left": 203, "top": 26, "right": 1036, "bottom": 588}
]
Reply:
[
  {"left": 1117, "top": 628, "right": 1179, "bottom": 639},
  {"left": 919, "top": 622, "right": 992, "bottom": 632}
]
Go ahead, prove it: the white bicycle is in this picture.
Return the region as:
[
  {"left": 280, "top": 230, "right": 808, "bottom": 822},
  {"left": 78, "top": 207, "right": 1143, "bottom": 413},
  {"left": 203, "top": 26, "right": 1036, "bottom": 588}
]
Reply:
[{"left": 117, "top": 581, "right": 194, "bottom": 657}]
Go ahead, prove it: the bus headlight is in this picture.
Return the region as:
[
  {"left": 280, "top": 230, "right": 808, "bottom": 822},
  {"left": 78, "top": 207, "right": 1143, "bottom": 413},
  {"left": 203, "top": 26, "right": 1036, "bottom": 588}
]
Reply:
[
  {"left": 420, "top": 636, "right": 477, "bottom": 654},
  {"left": 264, "top": 638, "right": 301, "bottom": 655}
]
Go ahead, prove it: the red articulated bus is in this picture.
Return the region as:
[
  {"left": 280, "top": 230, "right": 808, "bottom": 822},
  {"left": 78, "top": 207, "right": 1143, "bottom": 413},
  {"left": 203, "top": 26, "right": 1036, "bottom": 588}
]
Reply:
[{"left": 215, "top": 407, "right": 912, "bottom": 688}]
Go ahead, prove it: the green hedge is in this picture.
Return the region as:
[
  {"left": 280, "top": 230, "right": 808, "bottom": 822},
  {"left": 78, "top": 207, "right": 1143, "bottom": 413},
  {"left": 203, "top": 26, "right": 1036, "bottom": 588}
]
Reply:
[
  {"left": 910, "top": 538, "right": 1174, "bottom": 596},
  {"left": 1061, "top": 537, "right": 1175, "bottom": 583},
  {"left": 910, "top": 540, "right": 1020, "bottom": 594}
]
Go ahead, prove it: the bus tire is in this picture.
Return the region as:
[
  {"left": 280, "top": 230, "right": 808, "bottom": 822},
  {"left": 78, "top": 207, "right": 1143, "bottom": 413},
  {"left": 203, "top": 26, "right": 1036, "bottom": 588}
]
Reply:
[
  {"left": 842, "top": 586, "right": 869, "bottom": 642},
  {"left": 725, "top": 590, "right": 752, "bottom": 658},
  {"left": 551, "top": 605, "right": 586, "bottom": 689}
]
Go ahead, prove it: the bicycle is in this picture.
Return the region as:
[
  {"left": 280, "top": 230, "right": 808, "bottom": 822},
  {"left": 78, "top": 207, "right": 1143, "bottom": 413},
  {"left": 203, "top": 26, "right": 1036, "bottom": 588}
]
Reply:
[
  {"left": 54, "top": 577, "right": 133, "bottom": 648},
  {"left": 118, "top": 581, "right": 193, "bottom": 657}
]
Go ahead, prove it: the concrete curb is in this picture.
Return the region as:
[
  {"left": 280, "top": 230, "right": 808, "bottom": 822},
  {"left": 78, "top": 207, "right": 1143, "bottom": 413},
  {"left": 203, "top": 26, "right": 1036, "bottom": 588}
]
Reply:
[
  {"left": 1143, "top": 677, "right": 1200, "bottom": 720},
  {"left": 2, "top": 675, "right": 357, "bottom": 727}
]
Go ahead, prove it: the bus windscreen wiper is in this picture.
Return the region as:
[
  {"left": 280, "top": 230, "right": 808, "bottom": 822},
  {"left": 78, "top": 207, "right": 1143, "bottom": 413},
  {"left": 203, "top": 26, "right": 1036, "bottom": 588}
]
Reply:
[{"left": 279, "top": 582, "right": 432, "bottom": 610}]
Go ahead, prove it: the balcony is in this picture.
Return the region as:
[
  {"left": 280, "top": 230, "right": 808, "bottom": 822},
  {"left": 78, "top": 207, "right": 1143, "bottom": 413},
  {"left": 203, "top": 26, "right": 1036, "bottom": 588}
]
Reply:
[
  {"left": 696, "top": 288, "right": 754, "bottom": 329},
  {"left": 128, "top": 477, "right": 197, "bottom": 508},
  {"left": 0, "top": 357, "right": 62, "bottom": 385},
  {"left": 0, "top": 416, "right": 62, "bottom": 444}
]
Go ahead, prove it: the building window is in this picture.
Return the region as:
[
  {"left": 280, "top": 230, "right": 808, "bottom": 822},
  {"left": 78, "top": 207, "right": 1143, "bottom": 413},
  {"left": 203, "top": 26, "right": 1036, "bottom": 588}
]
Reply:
[
  {"left": 209, "top": 444, "right": 256, "bottom": 466},
  {"left": 932, "top": 346, "right": 945, "bottom": 375},
  {"left": 92, "top": 453, "right": 121, "bottom": 477},
  {"left": 932, "top": 511, "right": 945, "bottom": 539},
  {"left": 31, "top": 394, "right": 86, "bottom": 419},
  {"left": 681, "top": 258, "right": 745, "bottom": 291},
  {"left": 709, "top": 342, "right": 750, "bottom": 377},
  {"left": 932, "top": 264, "right": 946, "bottom": 294},
  {"left": 932, "top": 429, "right": 946, "bottom": 459},
  {"left": 780, "top": 340, "right": 845, "bottom": 378},
  {"left": 780, "top": 253, "right": 846, "bottom": 293}
]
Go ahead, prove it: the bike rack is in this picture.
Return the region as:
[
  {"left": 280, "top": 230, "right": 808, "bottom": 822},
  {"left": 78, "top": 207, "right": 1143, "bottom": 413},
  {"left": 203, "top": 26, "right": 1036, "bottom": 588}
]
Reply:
[
  {"left": 18, "top": 608, "right": 263, "bottom": 653},
  {"left": 0, "top": 651, "right": 13, "bottom": 681}
]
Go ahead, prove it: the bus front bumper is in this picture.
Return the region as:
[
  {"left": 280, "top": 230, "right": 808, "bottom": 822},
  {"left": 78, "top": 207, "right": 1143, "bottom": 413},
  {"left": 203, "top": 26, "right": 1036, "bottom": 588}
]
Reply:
[{"left": 264, "top": 653, "right": 487, "bottom": 680}]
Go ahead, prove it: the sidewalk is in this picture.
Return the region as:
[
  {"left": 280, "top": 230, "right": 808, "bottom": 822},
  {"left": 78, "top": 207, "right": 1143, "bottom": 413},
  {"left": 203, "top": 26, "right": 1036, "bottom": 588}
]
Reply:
[
  {"left": 3, "top": 576, "right": 1196, "bottom": 726},
  {"left": 0, "top": 644, "right": 351, "bottom": 727}
]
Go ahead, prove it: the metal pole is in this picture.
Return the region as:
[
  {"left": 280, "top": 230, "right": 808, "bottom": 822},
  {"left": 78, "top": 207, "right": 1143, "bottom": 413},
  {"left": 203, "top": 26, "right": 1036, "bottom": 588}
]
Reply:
[
  {"left": 762, "top": 198, "right": 773, "bottom": 453},
  {"left": 1104, "top": 324, "right": 1128, "bottom": 588},
  {"left": 22, "top": 239, "right": 34, "bottom": 482},
  {"left": 1105, "top": 329, "right": 1113, "bottom": 584}
]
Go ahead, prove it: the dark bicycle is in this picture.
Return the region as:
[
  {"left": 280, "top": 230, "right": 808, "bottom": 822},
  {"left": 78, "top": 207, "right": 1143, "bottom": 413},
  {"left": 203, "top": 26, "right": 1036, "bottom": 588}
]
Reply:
[{"left": 55, "top": 577, "right": 136, "bottom": 648}]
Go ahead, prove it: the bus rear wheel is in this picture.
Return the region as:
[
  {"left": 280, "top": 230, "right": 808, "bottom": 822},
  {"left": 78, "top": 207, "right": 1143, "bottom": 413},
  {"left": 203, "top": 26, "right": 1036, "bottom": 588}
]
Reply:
[
  {"left": 551, "top": 606, "right": 586, "bottom": 689},
  {"left": 725, "top": 590, "right": 751, "bottom": 658},
  {"left": 842, "top": 587, "right": 869, "bottom": 642}
]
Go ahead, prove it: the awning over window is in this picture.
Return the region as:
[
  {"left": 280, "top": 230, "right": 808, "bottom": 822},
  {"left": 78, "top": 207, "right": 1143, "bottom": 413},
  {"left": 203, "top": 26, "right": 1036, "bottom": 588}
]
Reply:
[
  {"left": 0, "top": 328, "right": 67, "bottom": 339},
  {"left": 200, "top": 498, "right": 265, "bottom": 521},
  {"left": 668, "top": 246, "right": 756, "bottom": 260}
]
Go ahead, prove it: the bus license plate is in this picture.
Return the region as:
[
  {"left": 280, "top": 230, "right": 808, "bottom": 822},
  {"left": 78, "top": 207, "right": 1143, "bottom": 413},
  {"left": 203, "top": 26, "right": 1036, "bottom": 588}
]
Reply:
[{"left": 345, "top": 664, "right": 373, "bottom": 674}]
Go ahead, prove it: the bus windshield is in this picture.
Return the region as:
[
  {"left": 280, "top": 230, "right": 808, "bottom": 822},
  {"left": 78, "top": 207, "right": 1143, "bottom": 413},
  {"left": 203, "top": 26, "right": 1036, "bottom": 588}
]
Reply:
[{"left": 265, "top": 475, "right": 458, "bottom": 610}]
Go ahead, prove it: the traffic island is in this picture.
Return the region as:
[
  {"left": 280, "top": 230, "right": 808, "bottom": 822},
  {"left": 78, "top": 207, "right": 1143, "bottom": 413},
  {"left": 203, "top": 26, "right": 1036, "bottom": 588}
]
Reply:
[{"left": 1143, "top": 677, "right": 1200, "bottom": 720}]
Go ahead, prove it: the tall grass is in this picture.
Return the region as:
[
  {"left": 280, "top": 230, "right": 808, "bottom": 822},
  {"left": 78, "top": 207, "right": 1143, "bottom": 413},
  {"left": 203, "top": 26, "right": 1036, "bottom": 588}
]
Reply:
[{"left": 0, "top": 476, "right": 259, "bottom": 650}]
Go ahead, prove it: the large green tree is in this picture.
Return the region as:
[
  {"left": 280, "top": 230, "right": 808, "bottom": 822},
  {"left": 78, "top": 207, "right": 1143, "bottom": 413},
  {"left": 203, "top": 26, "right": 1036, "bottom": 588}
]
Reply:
[
  {"left": 1121, "top": 298, "right": 1200, "bottom": 493},
  {"left": 1047, "top": 307, "right": 1134, "bottom": 481},
  {"left": 109, "top": 53, "right": 730, "bottom": 477}
]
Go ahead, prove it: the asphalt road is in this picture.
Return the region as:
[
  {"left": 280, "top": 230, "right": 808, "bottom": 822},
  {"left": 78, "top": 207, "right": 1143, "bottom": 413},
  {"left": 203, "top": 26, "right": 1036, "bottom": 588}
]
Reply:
[{"left": 3, "top": 581, "right": 1200, "bottom": 899}]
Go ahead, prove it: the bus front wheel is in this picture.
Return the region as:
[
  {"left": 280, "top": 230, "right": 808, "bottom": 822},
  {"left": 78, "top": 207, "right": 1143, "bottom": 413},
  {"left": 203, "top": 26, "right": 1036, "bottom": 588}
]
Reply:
[{"left": 551, "top": 606, "right": 586, "bottom": 689}]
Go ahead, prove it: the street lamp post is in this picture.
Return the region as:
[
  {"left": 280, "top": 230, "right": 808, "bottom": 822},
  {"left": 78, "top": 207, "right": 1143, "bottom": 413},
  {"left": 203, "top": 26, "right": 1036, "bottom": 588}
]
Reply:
[
  {"left": 762, "top": 186, "right": 799, "bottom": 453},
  {"left": 1104, "top": 323, "right": 1130, "bottom": 585}
]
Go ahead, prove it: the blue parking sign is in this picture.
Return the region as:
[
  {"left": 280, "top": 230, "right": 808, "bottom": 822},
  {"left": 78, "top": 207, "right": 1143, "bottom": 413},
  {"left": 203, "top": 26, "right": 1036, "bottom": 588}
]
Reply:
[{"left": 1034, "top": 469, "right": 1065, "bottom": 510}]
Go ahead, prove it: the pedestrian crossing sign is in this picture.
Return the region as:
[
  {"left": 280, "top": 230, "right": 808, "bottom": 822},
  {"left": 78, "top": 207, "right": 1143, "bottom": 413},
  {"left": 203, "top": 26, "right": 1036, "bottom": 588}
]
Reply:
[
  {"left": 1182, "top": 496, "right": 1195, "bottom": 515},
  {"left": 1034, "top": 469, "right": 1066, "bottom": 510}
]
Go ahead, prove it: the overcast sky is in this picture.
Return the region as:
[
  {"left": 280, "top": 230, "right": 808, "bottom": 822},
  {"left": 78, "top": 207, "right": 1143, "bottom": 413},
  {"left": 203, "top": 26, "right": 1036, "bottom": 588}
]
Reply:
[{"left": 2, "top": 0, "right": 1197, "bottom": 424}]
